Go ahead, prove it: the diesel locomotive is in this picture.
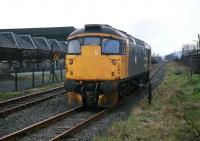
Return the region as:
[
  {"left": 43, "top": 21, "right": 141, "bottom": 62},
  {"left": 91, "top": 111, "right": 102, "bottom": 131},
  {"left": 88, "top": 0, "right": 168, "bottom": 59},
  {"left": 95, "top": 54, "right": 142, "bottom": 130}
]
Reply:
[{"left": 64, "top": 24, "right": 151, "bottom": 108}]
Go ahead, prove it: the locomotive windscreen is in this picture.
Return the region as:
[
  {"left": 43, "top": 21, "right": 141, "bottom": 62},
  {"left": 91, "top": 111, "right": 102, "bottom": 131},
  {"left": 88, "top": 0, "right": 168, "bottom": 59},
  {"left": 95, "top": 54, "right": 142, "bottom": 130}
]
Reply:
[
  {"left": 102, "top": 38, "right": 120, "bottom": 54},
  {"left": 67, "top": 37, "right": 122, "bottom": 55},
  {"left": 68, "top": 39, "right": 81, "bottom": 54}
]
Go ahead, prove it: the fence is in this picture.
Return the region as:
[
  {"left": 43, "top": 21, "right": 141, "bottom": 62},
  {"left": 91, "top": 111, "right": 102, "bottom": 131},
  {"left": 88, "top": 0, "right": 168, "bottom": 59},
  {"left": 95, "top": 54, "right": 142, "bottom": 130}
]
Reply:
[
  {"left": 0, "top": 62, "right": 65, "bottom": 92},
  {"left": 181, "top": 50, "right": 200, "bottom": 74}
]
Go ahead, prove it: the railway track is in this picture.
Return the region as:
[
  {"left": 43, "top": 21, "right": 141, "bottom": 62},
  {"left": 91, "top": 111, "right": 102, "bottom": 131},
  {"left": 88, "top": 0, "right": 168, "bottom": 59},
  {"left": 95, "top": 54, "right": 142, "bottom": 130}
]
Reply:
[
  {"left": 0, "top": 88, "right": 145, "bottom": 141},
  {"left": 0, "top": 86, "right": 65, "bottom": 118},
  {"left": 0, "top": 64, "right": 162, "bottom": 141},
  {"left": 0, "top": 106, "right": 102, "bottom": 141}
]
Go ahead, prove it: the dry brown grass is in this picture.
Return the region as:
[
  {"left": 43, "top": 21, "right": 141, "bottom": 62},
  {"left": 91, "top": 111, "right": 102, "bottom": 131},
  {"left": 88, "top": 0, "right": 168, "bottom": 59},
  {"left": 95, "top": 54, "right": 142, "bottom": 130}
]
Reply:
[{"left": 94, "top": 62, "right": 200, "bottom": 141}]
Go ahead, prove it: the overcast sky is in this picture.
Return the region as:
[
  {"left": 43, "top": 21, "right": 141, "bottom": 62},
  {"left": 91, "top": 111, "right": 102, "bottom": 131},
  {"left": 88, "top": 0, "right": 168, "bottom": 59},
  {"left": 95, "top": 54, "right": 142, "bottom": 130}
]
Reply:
[{"left": 0, "top": 0, "right": 199, "bottom": 56}]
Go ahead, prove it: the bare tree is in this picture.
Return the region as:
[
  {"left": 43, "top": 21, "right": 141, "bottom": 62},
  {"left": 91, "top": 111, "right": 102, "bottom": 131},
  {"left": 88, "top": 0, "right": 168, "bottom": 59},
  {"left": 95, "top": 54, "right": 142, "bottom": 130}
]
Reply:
[{"left": 185, "top": 66, "right": 193, "bottom": 84}]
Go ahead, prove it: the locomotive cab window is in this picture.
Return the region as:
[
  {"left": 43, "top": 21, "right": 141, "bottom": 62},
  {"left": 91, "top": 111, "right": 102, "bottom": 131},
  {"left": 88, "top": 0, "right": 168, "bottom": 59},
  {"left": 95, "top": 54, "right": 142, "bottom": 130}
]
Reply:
[
  {"left": 68, "top": 39, "right": 81, "bottom": 54},
  {"left": 102, "top": 38, "right": 120, "bottom": 54}
]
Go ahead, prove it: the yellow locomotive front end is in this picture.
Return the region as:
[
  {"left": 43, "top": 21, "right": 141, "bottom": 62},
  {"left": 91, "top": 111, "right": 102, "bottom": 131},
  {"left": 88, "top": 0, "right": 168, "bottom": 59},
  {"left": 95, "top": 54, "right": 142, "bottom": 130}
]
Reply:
[
  {"left": 65, "top": 25, "right": 129, "bottom": 108},
  {"left": 66, "top": 34, "right": 128, "bottom": 81}
]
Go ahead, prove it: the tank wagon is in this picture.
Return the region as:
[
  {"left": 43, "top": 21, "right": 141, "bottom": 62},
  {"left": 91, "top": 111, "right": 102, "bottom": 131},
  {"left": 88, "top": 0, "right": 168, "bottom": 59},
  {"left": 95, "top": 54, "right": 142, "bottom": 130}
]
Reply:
[{"left": 64, "top": 24, "right": 151, "bottom": 108}]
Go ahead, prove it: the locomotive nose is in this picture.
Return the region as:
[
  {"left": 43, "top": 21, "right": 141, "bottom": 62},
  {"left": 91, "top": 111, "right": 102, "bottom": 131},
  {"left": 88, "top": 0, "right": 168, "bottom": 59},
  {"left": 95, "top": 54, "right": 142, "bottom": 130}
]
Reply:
[
  {"left": 66, "top": 45, "right": 123, "bottom": 80},
  {"left": 82, "top": 45, "right": 101, "bottom": 56},
  {"left": 79, "top": 45, "right": 102, "bottom": 79}
]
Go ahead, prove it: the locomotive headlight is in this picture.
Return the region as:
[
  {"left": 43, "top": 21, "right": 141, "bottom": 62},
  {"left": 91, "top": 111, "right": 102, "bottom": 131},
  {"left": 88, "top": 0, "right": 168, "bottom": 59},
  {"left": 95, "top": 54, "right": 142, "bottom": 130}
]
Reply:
[
  {"left": 111, "top": 59, "right": 117, "bottom": 65},
  {"left": 69, "top": 59, "right": 73, "bottom": 65}
]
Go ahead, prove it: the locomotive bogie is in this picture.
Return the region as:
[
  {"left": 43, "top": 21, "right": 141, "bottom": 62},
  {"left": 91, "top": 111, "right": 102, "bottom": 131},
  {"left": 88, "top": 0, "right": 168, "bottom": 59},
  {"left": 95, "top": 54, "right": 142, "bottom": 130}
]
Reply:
[{"left": 67, "top": 91, "right": 118, "bottom": 108}]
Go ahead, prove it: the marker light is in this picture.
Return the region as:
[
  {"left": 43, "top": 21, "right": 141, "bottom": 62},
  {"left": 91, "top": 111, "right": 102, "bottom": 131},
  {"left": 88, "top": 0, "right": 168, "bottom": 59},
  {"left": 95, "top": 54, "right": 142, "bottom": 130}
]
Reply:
[
  {"left": 69, "top": 59, "right": 73, "bottom": 65},
  {"left": 111, "top": 59, "right": 117, "bottom": 65}
]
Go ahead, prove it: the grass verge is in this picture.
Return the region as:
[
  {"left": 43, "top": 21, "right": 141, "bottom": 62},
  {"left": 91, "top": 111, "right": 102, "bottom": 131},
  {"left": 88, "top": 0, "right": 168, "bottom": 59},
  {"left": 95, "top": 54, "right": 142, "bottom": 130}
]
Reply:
[{"left": 94, "top": 62, "right": 200, "bottom": 141}]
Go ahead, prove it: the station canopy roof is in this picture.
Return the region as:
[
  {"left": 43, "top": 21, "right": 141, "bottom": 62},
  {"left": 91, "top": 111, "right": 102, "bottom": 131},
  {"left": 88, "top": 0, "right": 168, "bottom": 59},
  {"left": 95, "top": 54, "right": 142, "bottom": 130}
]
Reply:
[
  {"left": 0, "top": 26, "right": 75, "bottom": 41},
  {"left": 58, "top": 41, "right": 68, "bottom": 53},
  {"left": 32, "top": 37, "right": 51, "bottom": 51},
  {"left": 0, "top": 31, "right": 69, "bottom": 55},
  {"left": 15, "top": 35, "right": 36, "bottom": 50},
  {"left": 0, "top": 32, "right": 19, "bottom": 49},
  {"left": 47, "top": 39, "right": 63, "bottom": 53}
]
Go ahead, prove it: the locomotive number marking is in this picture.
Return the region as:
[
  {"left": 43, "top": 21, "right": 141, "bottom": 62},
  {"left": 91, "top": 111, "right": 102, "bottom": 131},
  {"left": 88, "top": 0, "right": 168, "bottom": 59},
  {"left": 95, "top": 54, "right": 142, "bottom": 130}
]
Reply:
[{"left": 95, "top": 50, "right": 99, "bottom": 56}]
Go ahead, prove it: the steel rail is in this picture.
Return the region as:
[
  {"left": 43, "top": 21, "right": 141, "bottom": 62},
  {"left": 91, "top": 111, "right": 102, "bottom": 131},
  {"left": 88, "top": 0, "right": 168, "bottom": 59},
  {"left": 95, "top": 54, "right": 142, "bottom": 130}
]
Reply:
[
  {"left": 0, "top": 86, "right": 65, "bottom": 118},
  {"left": 50, "top": 107, "right": 113, "bottom": 141},
  {"left": 0, "top": 85, "right": 148, "bottom": 141},
  {"left": 0, "top": 106, "right": 83, "bottom": 141},
  {"left": 0, "top": 91, "right": 65, "bottom": 118},
  {"left": 50, "top": 84, "right": 150, "bottom": 141},
  {"left": 0, "top": 86, "right": 63, "bottom": 106}
]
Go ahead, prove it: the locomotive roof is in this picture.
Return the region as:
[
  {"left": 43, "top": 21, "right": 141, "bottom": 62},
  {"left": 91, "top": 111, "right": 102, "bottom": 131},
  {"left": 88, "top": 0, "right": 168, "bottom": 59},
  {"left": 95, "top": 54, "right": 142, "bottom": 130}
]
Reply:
[
  {"left": 69, "top": 24, "right": 150, "bottom": 48},
  {"left": 69, "top": 24, "right": 128, "bottom": 38}
]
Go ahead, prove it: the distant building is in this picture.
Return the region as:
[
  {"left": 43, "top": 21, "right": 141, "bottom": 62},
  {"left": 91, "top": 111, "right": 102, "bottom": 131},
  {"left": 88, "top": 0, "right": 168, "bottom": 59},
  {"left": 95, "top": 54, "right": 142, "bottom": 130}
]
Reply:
[
  {"left": 182, "top": 44, "right": 197, "bottom": 54},
  {"left": 165, "top": 51, "right": 181, "bottom": 61}
]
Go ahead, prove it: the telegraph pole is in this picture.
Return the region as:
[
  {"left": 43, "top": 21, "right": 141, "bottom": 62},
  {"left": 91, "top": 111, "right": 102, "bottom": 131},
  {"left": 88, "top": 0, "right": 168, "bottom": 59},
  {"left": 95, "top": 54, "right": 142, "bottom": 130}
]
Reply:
[
  {"left": 49, "top": 44, "right": 58, "bottom": 83},
  {"left": 193, "top": 40, "right": 198, "bottom": 50},
  {"left": 198, "top": 34, "right": 200, "bottom": 52}
]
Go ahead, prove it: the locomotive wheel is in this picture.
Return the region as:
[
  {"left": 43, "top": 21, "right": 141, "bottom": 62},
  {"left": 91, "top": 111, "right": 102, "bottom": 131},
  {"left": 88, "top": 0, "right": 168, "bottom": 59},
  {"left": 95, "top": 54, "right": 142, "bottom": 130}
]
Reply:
[
  {"left": 93, "top": 84, "right": 99, "bottom": 106},
  {"left": 118, "top": 84, "right": 126, "bottom": 101},
  {"left": 87, "top": 85, "right": 99, "bottom": 108}
]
